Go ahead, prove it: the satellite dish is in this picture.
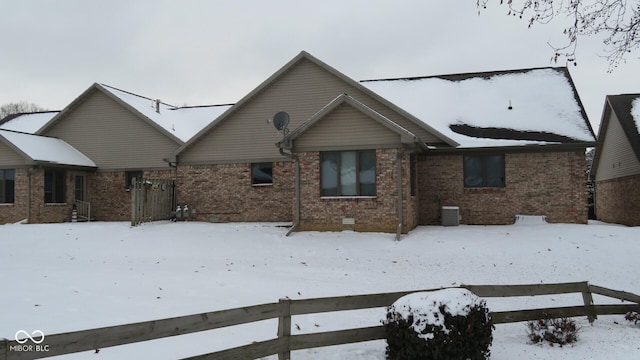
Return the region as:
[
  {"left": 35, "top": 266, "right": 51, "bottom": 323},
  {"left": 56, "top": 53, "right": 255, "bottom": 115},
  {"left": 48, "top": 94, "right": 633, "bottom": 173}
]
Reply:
[{"left": 273, "top": 111, "right": 290, "bottom": 131}]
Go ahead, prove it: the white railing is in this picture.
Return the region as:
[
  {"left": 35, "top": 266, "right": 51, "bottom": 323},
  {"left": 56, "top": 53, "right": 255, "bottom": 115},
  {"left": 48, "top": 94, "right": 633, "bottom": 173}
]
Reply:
[{"left": 75, "top": 200, "right": 91, "bottom": 222}]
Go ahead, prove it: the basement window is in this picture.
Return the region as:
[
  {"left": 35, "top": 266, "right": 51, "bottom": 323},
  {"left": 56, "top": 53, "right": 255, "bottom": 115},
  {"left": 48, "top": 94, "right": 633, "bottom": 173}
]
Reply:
[
  {"left": 252, "top": 162, "right": 273, "bottom": 185},
  {"left": 463, "top": 154, "right": 505, "bottom": 188}
]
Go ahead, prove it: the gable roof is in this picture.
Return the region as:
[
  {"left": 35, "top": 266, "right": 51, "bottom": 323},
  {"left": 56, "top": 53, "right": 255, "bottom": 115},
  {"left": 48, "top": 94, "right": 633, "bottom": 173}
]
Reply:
[
  {"left": 0, "top": 111, "right": 59, "bottom": 133},
  {"left": 591, "top": 94, "right": 640, "bottom": 178},
  {"left": 168, "top": 51, "right": 459, "bottom": 162},
  {"left": 0, "top": 129, "right": 96, "bottom": 168},
  {"left": 38, "top": 83, "right": 232, "bottom": 144},
  {"left": 362, "top": 67, "right": 596, "bottom": 148},
  {"left": 278, "top": 93, "right": 424, "bottom": 149}
]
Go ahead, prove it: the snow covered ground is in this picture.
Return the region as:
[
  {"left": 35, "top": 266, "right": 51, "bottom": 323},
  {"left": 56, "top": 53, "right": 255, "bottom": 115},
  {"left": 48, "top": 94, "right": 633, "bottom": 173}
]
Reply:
[{"left": 1, "top": 220, "right": 638, "bottom": 359}]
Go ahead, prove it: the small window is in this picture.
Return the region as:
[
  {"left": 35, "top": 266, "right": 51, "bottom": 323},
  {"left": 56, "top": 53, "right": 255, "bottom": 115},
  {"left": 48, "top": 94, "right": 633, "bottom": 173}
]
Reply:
[
  {"left": 252, "top": 163, "right": 273, "bottom": 185},
  {"left": 464, "top": 155, "right": 505, "bottom": 188},
  {"left": 321, "top": 150, "right": 376, "bottom": 197},
  {"left": 1, "top": 169, "right": 15, "bottom": 203},
  {"left": 44, "top": 169, "right": 66, "bottom": 203},
  {"left": 126, "top": 171, "right": 143, "bottom": 189}
]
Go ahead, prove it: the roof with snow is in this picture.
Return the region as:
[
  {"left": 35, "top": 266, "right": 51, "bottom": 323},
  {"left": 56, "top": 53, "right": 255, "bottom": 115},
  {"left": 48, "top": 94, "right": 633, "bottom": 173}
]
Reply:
[
  {"left": 0, "top": 129, "right": 96, "bottom": 168},
  {"left": 361, "top": 67, "right": 596, "bottom": 148},
  {"left": 98, "top": 84, "right": 233, "bottom": 143},
  {"left": 0, "top": 111, "right": 59, "bottom": 133}
]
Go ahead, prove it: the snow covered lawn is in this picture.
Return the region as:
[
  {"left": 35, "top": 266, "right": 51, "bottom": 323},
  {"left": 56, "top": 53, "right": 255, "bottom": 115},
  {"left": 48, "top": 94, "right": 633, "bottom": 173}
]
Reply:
[{"left": 1, "top": 221, "right": 638, "bottom": 359}]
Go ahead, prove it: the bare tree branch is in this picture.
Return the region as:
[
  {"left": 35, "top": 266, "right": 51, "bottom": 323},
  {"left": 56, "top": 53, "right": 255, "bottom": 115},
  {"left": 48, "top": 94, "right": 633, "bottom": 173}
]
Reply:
[
  {"left": 477, "top": 0, "right": 640, "bottom": 71},
  {"left": 0, "top": 101, "right": 47, "bottom": 119}
]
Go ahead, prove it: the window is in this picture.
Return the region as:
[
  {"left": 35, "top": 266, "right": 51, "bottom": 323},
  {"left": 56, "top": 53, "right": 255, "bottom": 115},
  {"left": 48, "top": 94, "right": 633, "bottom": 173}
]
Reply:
[
  {"left": 1, "top": 169, "right": 15, "bottom": 203},
  {"left": 464, "top": 155, "right": 505, "bottom": 188},
  {"left": 45, "top": 169, "right": 66, "bottom": 203},
  {"left": 252, "top": 162, "right": 273, "bottom": 185},
  {"left": 321, "top": 150, "right": 376, "bottom": 197},
  {"left": 126, "top": 171, "right": 143, "bottom": 189}
]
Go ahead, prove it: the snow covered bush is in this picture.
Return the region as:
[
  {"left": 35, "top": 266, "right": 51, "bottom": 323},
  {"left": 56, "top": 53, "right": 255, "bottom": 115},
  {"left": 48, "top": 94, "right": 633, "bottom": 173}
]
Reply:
[
  {"left": 383, "top": 288, "right": 494, "bottom": 360},
  {"left": 526, "top": 316, "right": 580, "bottom": 346},
  {"left": 625, "top": 311, "right": 640, "bottom": 325}
]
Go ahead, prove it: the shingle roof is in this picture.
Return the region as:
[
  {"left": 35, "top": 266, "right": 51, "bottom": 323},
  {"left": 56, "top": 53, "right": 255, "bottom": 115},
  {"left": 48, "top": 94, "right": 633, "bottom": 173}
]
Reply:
[
  {"left": 362, "top": 67, "right": 596, "bottom": 148},
  {"left": 0, "top": 111, "right": 59, "bottom": 133},
  {"left": 0, "top": 129, "right": 96, "bottom": 168}
]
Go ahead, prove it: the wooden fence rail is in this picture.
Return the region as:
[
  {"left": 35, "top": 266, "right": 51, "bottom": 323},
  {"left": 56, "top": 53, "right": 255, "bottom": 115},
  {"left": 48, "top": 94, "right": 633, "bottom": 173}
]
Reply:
[{"left": 2, "top": 281, "right": 639, "bottom": 360}]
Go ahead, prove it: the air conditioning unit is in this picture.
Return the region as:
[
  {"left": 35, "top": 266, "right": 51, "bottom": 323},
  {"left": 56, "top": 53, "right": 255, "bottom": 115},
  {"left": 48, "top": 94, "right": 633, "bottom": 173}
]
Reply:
[{"left": 441, "top": 206, "right": 460, "bottom": 226}]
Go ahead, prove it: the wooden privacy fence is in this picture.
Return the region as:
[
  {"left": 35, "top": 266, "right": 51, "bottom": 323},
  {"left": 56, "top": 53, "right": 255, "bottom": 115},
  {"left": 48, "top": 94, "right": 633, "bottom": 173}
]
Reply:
[
  {"left": 2, "top": 281, "right": 639, "bottom": 360},
  {"left": 130, "top": 178, "right": 175, "bottom": 226}
]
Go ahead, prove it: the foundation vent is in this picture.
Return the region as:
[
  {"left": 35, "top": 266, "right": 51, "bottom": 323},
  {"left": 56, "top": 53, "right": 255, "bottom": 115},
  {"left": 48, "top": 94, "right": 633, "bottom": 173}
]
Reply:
[{"left": 342, "top": 217, "right": 355, "bottom": 231}]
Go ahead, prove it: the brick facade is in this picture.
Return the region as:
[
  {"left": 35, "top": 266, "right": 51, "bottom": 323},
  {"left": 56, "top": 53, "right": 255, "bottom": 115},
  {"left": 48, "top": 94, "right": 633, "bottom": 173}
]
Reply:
[
  {"left": 296, "top": 148, "right": 417, "bottom": 233},
  {"left": 418, "top": 151, "right": 589, "bottom": 225},
  {"left": 595, "top": 174, "right": 640, "bottom": 226},
  {"left": 176, "top": 162, "right": 294, "bottom": 223},
  {"left": 27, "top": 168, "right": 75, "bottom": 223},
  {"left": 0, "top": 168, "right": 29, "bottom": 224},
  {"left": 88, "top": 170, "right": 174, "bottom": 221}
]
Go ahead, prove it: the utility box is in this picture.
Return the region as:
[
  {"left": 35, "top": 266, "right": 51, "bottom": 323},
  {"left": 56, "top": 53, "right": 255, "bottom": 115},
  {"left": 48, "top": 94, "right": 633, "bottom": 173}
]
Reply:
[{"left": 441, "top": 206, "right": 460, "bottom": 226}]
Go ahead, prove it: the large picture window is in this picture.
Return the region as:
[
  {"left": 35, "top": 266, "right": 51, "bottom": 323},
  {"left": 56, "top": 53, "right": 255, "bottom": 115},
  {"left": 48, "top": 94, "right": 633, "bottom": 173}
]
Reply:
[
  {"left": 321, "top": 150, "right": 376, "bottom": 197},
  {"left": 0, "top": 169, "right": 15, "bottom": 203},
  {"left": 45, "top": 169, "right": 66, "bottom": 203},
  {"left": 464, "top": 155, "right": 505, "bottom": 188}
]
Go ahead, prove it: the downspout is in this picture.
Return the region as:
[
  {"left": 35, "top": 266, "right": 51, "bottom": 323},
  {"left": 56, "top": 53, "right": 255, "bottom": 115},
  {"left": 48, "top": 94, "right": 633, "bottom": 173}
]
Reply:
[
  {"left": 395, "top": 149, "right": 406, "bottom": 241},
  {"left": 27, "top": 167, "right": 33, "bottom": 224},
  {"left": 279, "top": 147, "right": 300, "bottom": 236}
]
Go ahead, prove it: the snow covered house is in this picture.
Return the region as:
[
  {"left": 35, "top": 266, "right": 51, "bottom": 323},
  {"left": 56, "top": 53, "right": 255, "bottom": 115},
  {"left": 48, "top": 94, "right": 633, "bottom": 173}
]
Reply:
[
  {"left": 1, "top": 51, "right": 595, "bottom": 230},
  {"left": 0, "top": 129, "right": 96, "bottom": 223},
  {"left": 0, "top": 84, "right": 230, "bottom": 224},
  {"left": 168, "top": 51, "right": 596, "bottom": 233},
  {"left": 591, "top": 94, "right": 640, "bottom": 226}
]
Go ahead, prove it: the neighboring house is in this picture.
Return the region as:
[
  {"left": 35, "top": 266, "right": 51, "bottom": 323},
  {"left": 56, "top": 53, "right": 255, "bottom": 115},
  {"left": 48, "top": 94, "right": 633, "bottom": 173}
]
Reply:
[
  {"left": 0, "top": 129, "right": 96, "bottom": 223},
  {"left": 591, "top": 94, "right": 640, "bottom": 226},
  {"left": 168, "top": 51, "right": 596, "bottom": 234},
  {"left": 0, "top": 83, "right": 231, "bottom": 224}
]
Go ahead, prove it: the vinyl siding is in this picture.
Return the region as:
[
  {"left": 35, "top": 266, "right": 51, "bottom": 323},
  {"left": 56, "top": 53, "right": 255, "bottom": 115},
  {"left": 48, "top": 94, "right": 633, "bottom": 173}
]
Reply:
[
  {"left": 42, "top": 90, "right": 180, "bottom": 170},
  {"left": 595, "top": 111, "right": 640, "bottom": 181},
  {"left": 0, "top": 141, "right": 24, "bottom": 166},
  {"left": 179, "top": 58, "right": 441, "bottom": 164},
  {"left": 294, "top": 103, "right": 401, "bottom": 150}
]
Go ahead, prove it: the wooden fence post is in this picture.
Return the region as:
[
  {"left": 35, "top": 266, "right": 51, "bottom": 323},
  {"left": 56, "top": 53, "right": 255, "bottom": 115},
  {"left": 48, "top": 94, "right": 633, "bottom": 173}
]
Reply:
[
  {"left": 277, "top": 298, "right": 292, "bottom": 360},
  {"left": 1, "top": 338, "right": 8, "bottom": 360},
  {"left": 581, "top": 281, "right": 597, "bottom": 324},
  {"left": 131, "top": 178, "right": 138, "bottom": 227}
]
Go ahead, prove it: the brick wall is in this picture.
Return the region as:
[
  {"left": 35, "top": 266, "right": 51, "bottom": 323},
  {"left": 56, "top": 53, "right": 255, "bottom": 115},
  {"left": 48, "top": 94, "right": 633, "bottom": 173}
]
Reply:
[
  {"left": 0, "top": 168, "right": 28, "bottom": 224},
  {"left": 418, "top": 151, "right": 589, "bottom": 225},
  {"left": 28, "top": 168, "right": 74, "bottom": 223},
  {"left": 176, "top": 162, "right": 294, "bottom": 222},
  {"left": 297, "top": 148, "right": 416, "bottom": 233},
  {"left": 88, "top": 170, "right": 174, "bottom": 221},
  {"left": 595, "top": 174, "right": 640, "bottom": 226}
]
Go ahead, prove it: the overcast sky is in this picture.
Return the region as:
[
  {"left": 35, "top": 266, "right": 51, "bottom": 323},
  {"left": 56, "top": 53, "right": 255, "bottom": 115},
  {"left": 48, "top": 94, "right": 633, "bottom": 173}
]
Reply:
[{"left": 1, "top": 1, "right": 637, "bottom": 131}]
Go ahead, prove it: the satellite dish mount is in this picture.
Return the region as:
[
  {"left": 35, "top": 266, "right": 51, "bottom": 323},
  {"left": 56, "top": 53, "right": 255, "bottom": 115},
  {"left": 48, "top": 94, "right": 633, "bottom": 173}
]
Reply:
[{"left": 272, "top": 111, "right": 290, "bottom": 140}]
